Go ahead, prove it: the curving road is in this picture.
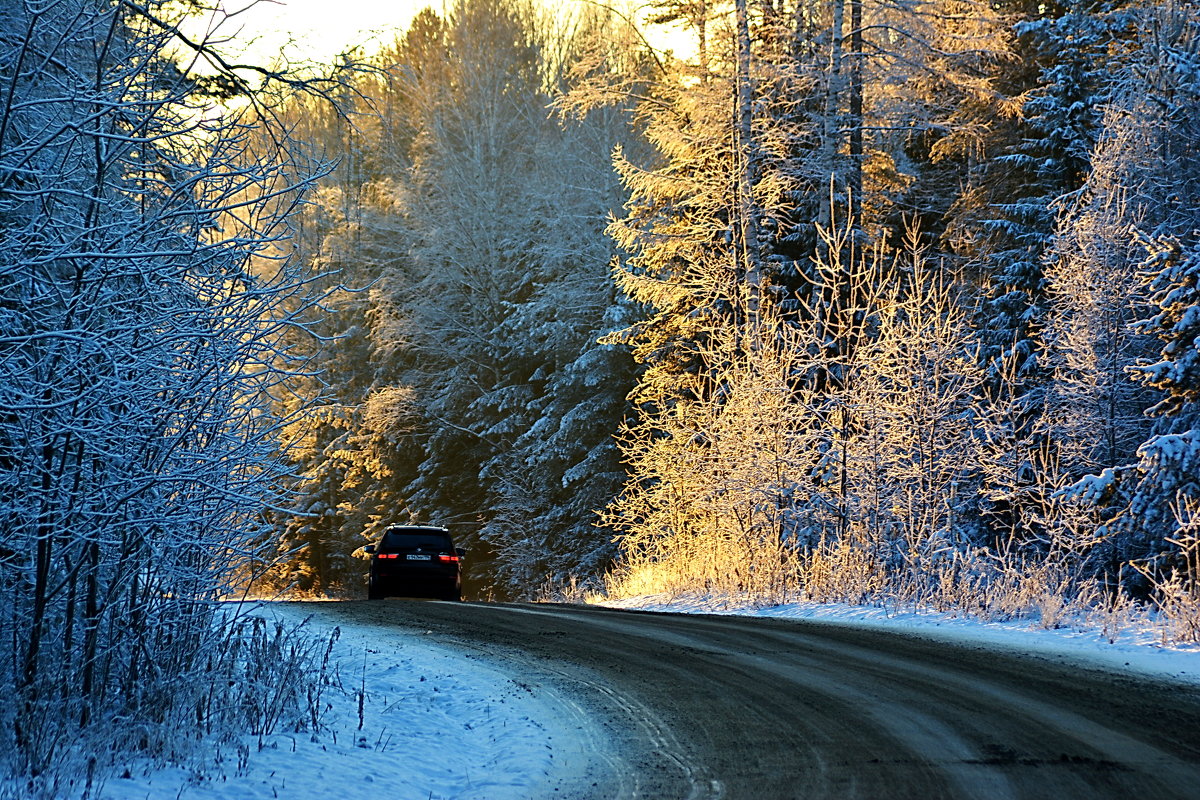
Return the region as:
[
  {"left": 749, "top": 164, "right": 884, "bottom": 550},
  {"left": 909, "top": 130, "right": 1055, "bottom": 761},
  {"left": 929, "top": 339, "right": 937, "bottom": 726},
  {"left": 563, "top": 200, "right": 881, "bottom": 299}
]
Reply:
[{"left": 314, "top": 600, "right": 1200, "bottom": 799}]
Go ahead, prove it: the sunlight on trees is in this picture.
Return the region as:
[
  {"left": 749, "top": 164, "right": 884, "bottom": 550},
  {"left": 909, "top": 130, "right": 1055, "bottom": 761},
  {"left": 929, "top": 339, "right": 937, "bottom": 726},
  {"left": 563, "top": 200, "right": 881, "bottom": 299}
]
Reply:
[
  {"left": 253, "top": 0, "right": 643, "bottom": 599},
  {"left": 15, "top": 0, "right": 1197, "bottom": 678},
  {"left": 591, "top": 0, "right": 1200, "bottom": 643}
]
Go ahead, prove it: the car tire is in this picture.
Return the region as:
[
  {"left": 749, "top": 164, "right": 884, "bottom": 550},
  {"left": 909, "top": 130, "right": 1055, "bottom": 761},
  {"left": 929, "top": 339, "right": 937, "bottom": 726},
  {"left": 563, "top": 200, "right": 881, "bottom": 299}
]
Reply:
[{"left": 368, "top": 580, "right": 384, "bottom": 600}]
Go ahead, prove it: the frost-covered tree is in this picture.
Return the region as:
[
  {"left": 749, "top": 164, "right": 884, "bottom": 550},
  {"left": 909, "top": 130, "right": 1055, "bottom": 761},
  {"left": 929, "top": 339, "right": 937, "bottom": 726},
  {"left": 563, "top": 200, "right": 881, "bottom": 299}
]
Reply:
[
  {"left": 1076, "top": 5, "right": 1200, "bottom": 577},
  {"left": 1124, "top": 242, "right": 1200, "bottom": 564},
  {"left": 570, "top": 2, "right": 820, "bottom": 595},
  {"left": 954, "top": 0, "right": 1138, "bottom": 560},
  {"left": 583, "top": 1, "right": 824, "bottom": 409},
  {"left": 590, "top": 0, "right": 1009, "bottom": 598},
  {"left": 256, "top": 40, "right": 434, "bottom": 596},
  {"left": 382, "top": 0, "right": 638, "bottom": 595},
  {"left": 1041, "top": 187, "right": 1156, "bottom": 484},
  {"left": 838, "top": 242, "right": 987, "bottom": 574},
  {"left": 603, "top": 301, "right": 822, "bottom": 599},
  {"left": 0, "top": 0, "right": 334, "bottom": 788},
  {"left": 1038, "top": 0, "right": 1184, "bottom": 494},
  {"left": 971, "top": 2, "right": 1110, "bottom": 372},
  {"left": 265, "top": 1, "right": 639, "bottom": 598}
]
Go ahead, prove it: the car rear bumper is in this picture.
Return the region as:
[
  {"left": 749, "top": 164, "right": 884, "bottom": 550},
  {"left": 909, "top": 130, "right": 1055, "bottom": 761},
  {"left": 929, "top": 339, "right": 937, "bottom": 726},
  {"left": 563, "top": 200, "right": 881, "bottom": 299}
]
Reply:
[{"left": 369, "top": 565, "right": 460, "bottom": 598}]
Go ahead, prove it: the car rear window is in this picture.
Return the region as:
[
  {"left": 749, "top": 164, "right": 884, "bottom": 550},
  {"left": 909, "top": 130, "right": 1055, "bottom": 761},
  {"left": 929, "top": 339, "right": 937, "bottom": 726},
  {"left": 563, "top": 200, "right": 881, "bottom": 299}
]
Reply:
[{"left": 380, "top": 530, "right": 452, "bottom": 551}]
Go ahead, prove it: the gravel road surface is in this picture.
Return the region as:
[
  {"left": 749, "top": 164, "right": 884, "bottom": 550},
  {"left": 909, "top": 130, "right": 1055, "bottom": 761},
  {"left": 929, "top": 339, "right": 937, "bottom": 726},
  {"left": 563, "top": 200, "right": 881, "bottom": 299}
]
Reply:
[{"left": 306, "top": 600, "right": 1200, "bottom": 799}]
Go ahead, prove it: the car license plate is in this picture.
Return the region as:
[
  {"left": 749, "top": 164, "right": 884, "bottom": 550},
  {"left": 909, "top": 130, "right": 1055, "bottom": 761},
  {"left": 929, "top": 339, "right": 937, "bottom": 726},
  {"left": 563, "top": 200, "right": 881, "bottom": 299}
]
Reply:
[{"left": 406, "top": 554, "right": 431, "bottom": 561}]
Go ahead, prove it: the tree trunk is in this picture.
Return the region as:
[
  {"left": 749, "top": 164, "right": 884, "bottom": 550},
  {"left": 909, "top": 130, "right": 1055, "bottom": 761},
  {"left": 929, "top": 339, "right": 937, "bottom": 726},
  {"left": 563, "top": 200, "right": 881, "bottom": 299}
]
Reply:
[
  {"left": 734, "top": 0, "right": 763, "bottom": 320},
  {"left": 848, "top": 0, "right": 863, "bottom": 230}
]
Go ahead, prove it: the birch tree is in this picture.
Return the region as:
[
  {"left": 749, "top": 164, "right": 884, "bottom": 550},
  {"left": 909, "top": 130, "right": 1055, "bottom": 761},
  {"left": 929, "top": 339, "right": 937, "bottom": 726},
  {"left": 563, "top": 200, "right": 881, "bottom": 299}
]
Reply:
[{"left": 603, "top": 301, "right": 821, "bottom": 599}]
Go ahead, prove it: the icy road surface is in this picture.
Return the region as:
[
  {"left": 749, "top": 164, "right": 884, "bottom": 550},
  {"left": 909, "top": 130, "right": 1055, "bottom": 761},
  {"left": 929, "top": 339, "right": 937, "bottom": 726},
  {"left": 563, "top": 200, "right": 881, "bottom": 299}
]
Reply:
[{"left": 322, "top": 599, "right": 1200, "bottom": 800}]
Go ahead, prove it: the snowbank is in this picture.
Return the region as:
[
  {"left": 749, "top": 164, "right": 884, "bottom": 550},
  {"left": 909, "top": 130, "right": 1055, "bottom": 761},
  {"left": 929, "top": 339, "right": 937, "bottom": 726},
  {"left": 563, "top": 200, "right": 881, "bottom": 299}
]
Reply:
[{"left": 94, "top": 602, "right": 566, "bottom": 800}]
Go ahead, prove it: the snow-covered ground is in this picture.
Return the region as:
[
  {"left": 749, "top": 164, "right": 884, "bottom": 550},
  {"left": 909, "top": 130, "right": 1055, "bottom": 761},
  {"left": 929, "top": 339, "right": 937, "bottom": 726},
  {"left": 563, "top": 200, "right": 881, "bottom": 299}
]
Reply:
[
  {"left": 95, "top": 602, "right": 574, "bottom": 800},
  {"left": 600, "top": 594, "right": 1200, "bottom": 685},
  {"left": 80, "top": 594, "right": 1200, "bottom": 799}
]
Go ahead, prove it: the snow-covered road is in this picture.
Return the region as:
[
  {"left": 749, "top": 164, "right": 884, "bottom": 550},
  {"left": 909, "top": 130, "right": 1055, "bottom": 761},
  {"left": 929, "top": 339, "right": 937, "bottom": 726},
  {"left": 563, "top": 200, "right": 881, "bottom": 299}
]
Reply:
[
  {"left": 306, "top": 600, "right": 1200, "bottom": 800},
  {"left": 101, "top": 598, "right": 1200, "bottom": 800}
]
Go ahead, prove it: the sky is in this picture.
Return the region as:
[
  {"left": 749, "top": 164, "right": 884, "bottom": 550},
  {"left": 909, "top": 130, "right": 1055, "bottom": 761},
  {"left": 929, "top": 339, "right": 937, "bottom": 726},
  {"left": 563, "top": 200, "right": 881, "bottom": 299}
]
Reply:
[
  {"left": 191, "top": 0, "right": 691, "bottom": 69},
  {"left": 193, "top": 0, "right": 432, "bottom": 66}
]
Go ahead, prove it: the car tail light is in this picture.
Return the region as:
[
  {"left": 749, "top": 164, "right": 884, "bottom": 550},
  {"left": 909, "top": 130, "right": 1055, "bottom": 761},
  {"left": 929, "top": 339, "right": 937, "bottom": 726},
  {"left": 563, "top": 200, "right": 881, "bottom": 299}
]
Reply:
[
  {"left": 378, "top": 553, "right": 398, "bottom": 559},
  {"left": 438, "top": 554, "right": 459, "bottom": 563}
]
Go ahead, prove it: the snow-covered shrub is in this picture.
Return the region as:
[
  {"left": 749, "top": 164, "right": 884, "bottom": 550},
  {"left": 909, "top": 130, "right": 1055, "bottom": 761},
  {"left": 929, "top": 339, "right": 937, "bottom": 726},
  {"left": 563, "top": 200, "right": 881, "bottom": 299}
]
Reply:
[
  {"left": 795, "top": 536, "right": 886, "bottom": 606},
  {"left": 0, "top": 0, "right": 338, "bottom": 794}
]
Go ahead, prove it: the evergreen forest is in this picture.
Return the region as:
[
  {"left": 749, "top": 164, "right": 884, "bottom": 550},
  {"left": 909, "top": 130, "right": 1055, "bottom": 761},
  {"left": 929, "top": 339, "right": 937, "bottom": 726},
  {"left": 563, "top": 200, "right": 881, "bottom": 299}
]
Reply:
[{"left": 264, "top": 0, "right": 1200, "bottom": 629}]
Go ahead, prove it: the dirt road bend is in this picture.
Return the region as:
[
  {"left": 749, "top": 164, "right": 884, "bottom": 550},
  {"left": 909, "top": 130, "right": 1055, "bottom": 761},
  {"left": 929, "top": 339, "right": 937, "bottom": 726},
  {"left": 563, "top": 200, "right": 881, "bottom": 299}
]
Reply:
[{"left": 306, "top": 600, "right": 1200, "bottom": 800}]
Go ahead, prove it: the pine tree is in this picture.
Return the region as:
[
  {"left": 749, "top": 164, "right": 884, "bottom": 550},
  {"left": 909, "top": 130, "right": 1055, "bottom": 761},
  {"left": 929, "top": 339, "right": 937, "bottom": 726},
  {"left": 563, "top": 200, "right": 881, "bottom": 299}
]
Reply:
[
  {"left": 971, "top": 0, "right": 1128, "bottom": 381},
  {"left": 1088, "top": 5, "right": 1200, "bottom": 579}
]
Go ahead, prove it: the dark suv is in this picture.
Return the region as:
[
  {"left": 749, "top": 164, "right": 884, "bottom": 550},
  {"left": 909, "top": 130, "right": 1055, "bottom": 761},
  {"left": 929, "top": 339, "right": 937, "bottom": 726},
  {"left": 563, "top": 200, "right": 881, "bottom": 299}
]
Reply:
[{"left": 366, "top": 525, "right": 464, "bottom": 601}]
